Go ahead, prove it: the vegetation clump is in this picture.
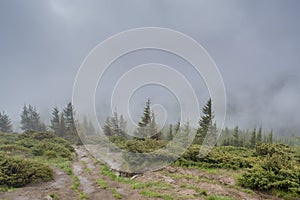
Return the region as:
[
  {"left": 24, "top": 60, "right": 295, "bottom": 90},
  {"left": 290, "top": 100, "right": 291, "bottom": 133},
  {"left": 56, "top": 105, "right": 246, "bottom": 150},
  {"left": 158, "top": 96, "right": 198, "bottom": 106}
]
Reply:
[
  {"left": 0, "top": 131, "right": 75, "bottom": 188},
  {"left": 0, "top": 153, "right": 53, "bottom": 187}
]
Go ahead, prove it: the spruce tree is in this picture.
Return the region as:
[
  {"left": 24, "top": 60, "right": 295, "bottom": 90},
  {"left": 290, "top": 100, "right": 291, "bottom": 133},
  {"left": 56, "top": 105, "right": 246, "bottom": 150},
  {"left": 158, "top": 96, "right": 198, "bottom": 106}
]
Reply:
[
  {"left": 167, "top": 124, "right": 173, "bottom": 141},
  {"left": 63, "top": 102, "right": 76, "bottom": 136},
  {"left": 138, "top": 99, "right": 151, "bottom": 128},
  {"left": 249, "top": 128, "right": 256, "bottom": 148},
  {"left": 20, "top": 105, "right": 30, "bottom": 131},
  {"left": 59, "top": 113, "right": 66, "bottom": 137},
  {"left": 194, "top": 98, "right": 214, "bottom": 145},
  {"left": 268, "top": 129, "right": 273, "bottom": 143},
  {"left": 174, "top": 121, "right": 180, "bottom": 135},
  {"left": 111, "top": 111, "right": 120, "bottom": 136},
  {"left": 232, "top": 126, "right": 239, "bottom": 147},
  {"left": 103, "top": 117, "right": 112, "bottom": 136},
  {"left": 20, "top": 105, "right": 45, "bottom": 132},
  {"left": 119, "top": 114, "right": 127, "bottom": 136},
  {"left": 0, "top": 111, "right": 13, "bottom": 132},
  {"left": 137, "top": 99, "right": 157, "bottom": 138},
  {"left": 257, "top": 126, "right": 262, "bottom": 143},
  {"left": 50, "top": 107, "right": 60, "bottom": 134},
  {"left": 63, "top": 102, "right": 80, "bottom": 144}
]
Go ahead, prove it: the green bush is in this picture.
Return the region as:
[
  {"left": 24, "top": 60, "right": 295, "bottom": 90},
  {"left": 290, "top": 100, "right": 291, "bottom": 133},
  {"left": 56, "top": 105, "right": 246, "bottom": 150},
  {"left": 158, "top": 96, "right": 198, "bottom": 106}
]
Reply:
[
  {"left": 44, "top": 150, "right": 58, "bottom": 159},
  {"left": 239, "top": 143, "right": 300, "bottom": 196},
  {"left": 0, "top": 144, "right": 29, "bottom": 154},
  {"left": 176, "top": 145, "right": 256, "bottom": 169},
  {"left": 17, "top": 138, "right": 36, "bottom": 148},
  {"left": 0, "top": 153, "right": 54, "bottom": 187},
  {"left": 44, "top": 137, "right": 75, "bottom": 153},
  {"left": 33, "top": 141, "right": 72, "bottom": 160},
  {"left": 124, "top": 138, "right": 167, "bottom": 153}
]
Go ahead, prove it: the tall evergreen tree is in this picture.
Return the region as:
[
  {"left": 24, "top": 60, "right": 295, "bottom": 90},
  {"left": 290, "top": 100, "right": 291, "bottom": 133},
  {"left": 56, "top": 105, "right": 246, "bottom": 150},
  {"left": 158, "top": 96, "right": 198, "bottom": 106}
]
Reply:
[
  {"left": 111, "top": 111, "right": 120, "bottom": 135},
  {"left": 138, "top": 99, "right": 151, "bottom": 128},
  {"left": 63, "top": 102, "right": 76, "bottom": 136},
  {"left": 249, "top": 128, "right": 256, "bottom": 148},
  {"left": 232, "top": 126, "right": 239, "bottom": 147},
  {"left": 257, "top": 126, "right": 262, "bottom": 143},
  {"left": 103, "top": 117, "right": 112, "bottom": 136},
  {"left": 59, "top": 113, "right": 66, "bottom": 137},
  {"left": 194, "top": 98, "right": 214, "bottom": 145},
  {"left": 20, "top": 105, "right": 45, "bottom": 132},
  {"left": 268, "top": 129, "right": 273, "bottom": 144},
  {"left": 20, "top": 105, "right": 30, "bottom": 131},
  {"left": 167, "top": 124, "right": 173, "bottom": 141},
  {"left": 0, "top": 111, "right": 13, "bottom": 132},
  {"left": 50, "top": 107, "right": 60, "bottom": 134},
  {"left": 63, "top": 102, "right": 80, "bottom": 144},
  {"left": 174, "top": 121, "right": 180, "bottom": 135},
  {"left": 119, "top": 114, "right": 127, "bottom": 136},
  {"left": 137, "top": 99, "right": 157, "bottom": 138}
]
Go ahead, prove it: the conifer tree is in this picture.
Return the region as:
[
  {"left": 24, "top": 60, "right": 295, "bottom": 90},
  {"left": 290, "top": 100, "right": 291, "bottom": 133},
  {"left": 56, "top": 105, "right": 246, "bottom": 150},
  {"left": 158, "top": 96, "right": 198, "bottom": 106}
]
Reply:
[
  {"left": 103, "top": 117, "right": 113, "bottom": 137},
  {"left": 63, "top": 102, "right": 76, "bottom": 136},
  {"left": 138, "top": 99, "right": 151, "bottom": 128},
  {"left": 63, "top": 102, "right": 80, "bottom": 144},
  {"left": 167, "top": 124, "right": 173, "bottom": 141},
  {"left": 194, "top": 98, "right": 214, "bottom": 145},
  {"left": 119, "top": 114, "right": 127, "bottom": 136},
  {"left": 174, "top": 121, "right": 180, "bottom": 135},
  {"left": 268, "top": 129, "right": 273, "bottom": 144},
  {"left": 137, "top": 99, "right": 157, "bottom": 138},
  {"left": 20, "top": 105, "right": 45, "bottom": 132},
  {"left": 257, "top": 126, "right": 262, "bottom": 143},
  {"left": 50, "top": 107, "right": 60, "bottom": 134},
  {"left": 0, "top": 111, "right": 13, "bottom": 133},
  {"left": 249, "top": 128, "right": 256, "bottom": 148},
  {"left": 232, "top": 126, "right": 239, "bottom": 147}
]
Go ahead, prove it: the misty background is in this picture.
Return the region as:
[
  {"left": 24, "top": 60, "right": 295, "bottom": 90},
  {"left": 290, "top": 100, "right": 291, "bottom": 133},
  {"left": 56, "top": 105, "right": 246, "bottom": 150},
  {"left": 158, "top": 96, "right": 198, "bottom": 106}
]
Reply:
[{"left": 0, "top": 0, "right": 299, "bottom": 135}]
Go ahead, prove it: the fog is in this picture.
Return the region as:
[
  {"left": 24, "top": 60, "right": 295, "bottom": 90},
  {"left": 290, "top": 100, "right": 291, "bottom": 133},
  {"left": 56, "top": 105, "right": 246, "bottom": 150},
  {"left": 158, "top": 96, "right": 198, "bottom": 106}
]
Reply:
[{"left": 0, "top": 0, "right": 299, "bottom": 135}]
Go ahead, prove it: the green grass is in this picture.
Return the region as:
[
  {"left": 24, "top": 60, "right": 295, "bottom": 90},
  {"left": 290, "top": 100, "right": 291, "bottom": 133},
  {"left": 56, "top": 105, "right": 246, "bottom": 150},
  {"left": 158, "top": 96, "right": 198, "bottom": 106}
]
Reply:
[
  {"left": 0, "top": 186, "right": 15, "bottom": 192},
  {"left": 100, "top": 165, "right": 135, "bottom": 184},
  {"left": 96, "top": 178, "right": 108, "bottom": 189},
  {"left": 79, "top": 192, "right": 88, "bottom": 200},
  {"left": 207, "top": 195, "right": 234, "bottom": 200},
  {"left": 49, "top": 193, "right": 60, "bottom": 200},
  {"left": 84, "top": 168, "right": 92, "bottom": 174},
  {"left": 72, "top": 176, "right": 80, "bottom": 191},
  {"left": 140, "top": 190, "right": 174, "bottom": 200},
  {"left": 110, "top": 188, "right": 122, "bottom": 199},
  {"left": 71, "top": 175, "right": 88, "bottom": 200},
  {"left": 55, "top": 160, "right": 73, "bottom": 175}
]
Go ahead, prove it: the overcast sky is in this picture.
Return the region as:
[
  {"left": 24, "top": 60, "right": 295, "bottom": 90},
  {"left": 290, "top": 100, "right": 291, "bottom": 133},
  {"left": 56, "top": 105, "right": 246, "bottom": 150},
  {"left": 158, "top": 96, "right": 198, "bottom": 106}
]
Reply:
[{"left": 0, "top": 0, "right": 299, "bottom": 134}]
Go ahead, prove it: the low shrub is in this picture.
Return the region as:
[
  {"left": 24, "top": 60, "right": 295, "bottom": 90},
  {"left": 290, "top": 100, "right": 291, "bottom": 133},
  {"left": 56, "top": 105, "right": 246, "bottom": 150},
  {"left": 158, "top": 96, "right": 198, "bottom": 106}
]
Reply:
[
  {"left": 44, "top": 150, "right": 58, "bottom": 159},
  {"left": 176, "top": 145, "right": 256, "bottom": 169},
  {"left": 0, "top": 144, "right": 29, "bottom": 154},
  {"left": 239, "top": 143, "right": 300, "bottom": 197},
  {"left": 0, "top": 153, "right": 54, "bottom": 187},
  {"left": 33, "top": 141, "right": 72, "bottom": 160}
]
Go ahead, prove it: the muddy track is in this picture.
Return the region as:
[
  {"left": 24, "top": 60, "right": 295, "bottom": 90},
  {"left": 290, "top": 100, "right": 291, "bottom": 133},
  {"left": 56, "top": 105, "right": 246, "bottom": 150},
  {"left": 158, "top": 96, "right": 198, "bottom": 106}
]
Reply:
[
  {"left": 72, "top": 146, "right": 145, "bottom": 200},
  {"left": 0, "top": 146, "right": 286, "bottom": 200}
]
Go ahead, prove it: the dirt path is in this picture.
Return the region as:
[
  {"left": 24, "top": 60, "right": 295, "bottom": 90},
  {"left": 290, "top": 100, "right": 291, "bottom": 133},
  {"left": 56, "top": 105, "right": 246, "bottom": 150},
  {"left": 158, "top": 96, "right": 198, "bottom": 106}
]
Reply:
[
  {"left": 0, "top": 146, "right": 287, "bottom": 200},
  {"left": 72, "top": 146, "right": 146, "bottom": 200}
]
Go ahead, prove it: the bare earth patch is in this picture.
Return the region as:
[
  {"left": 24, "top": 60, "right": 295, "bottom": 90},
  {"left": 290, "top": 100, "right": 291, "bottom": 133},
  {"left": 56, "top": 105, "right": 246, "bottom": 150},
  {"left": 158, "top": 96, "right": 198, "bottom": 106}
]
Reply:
[{"left": 0, "top": 146, "right": 286, "bottom": 200}]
